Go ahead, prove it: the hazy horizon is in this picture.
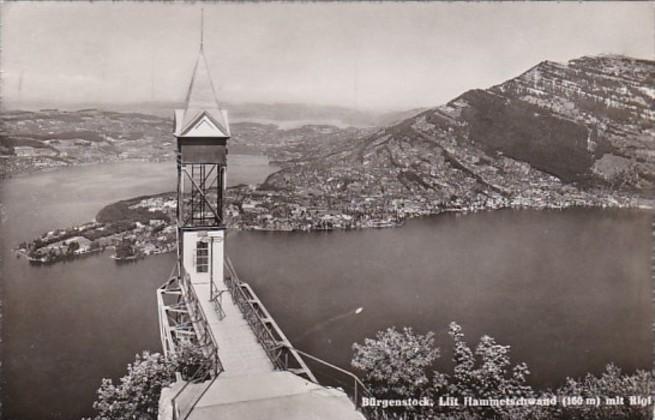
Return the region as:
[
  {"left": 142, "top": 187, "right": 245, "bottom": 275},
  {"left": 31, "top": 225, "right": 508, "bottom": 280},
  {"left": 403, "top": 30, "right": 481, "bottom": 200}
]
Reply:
[{"left": 2, "top": 2, "right": 653, "bottom": 112}]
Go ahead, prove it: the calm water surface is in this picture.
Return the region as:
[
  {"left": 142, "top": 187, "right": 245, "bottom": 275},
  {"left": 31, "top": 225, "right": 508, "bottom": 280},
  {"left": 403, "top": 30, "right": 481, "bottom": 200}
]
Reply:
[
  {"left": 228, "top": 208, "right": 652, "bottom": 387},
  {"left": 1, "top": 159, "right": 652, "bottom": 419},
  {"left": 1, "top": 157, "right": 275, "bottom": 420}
]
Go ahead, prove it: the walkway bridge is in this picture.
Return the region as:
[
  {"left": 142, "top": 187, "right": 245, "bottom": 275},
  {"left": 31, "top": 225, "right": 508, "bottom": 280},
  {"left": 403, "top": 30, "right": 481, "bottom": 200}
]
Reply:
[{"left": 157, "top": 256, "right": 370, "bottom": 420}]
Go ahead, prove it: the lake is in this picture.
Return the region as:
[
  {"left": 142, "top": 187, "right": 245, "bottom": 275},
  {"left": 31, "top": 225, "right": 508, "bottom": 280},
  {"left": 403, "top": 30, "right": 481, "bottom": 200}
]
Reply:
[{"left": 1, "top": 159, "right": 652, "bottom": 419}]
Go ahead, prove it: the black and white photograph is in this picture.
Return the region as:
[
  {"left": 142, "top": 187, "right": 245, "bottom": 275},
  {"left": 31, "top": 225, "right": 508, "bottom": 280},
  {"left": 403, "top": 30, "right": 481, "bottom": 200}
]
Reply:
[{"left": 0, "top": 2, "right": 653, "bottom": 419}]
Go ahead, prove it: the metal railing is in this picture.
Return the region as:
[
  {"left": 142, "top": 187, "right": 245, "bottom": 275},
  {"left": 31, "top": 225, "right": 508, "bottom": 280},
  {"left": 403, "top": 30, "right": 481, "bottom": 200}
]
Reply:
[
  {"left": 224, "top": 256, "right": 316, "bottom": 382},
  {"left": 209, "top": 276, "right": 226, "bottom": 320},
  {"left": 288, "top": 350, "right": 421, "bottom": 419},
  {"left": 170, "top": 362, "right": 218, "bottom": 420},
  {"left": 288, "top": 346, "right": 373, "bottom": 410},
  {"left": 157, "top": 290, "right": 177, "bottom": 356},
  {"left": 181, "top": 272, "right": 224, "bottom": 376}
]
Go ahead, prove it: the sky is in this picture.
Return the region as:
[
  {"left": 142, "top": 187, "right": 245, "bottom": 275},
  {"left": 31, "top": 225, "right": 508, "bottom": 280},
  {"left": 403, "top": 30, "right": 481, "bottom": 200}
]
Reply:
[{"left": 2, "top": 2, "right": 653, "bottom": 111}]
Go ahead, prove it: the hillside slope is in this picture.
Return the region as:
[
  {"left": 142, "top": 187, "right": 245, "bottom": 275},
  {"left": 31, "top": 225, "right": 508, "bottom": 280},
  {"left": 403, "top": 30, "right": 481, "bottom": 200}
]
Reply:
[{"left": 264, "top": 55, "right": 654, "bottom": 217}]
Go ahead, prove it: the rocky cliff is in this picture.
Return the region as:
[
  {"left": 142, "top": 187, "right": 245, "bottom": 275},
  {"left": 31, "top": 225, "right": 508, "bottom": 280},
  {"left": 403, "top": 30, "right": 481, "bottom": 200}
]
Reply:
[{"left": 264, "top": 55, "right": 654, "bottom": 215}]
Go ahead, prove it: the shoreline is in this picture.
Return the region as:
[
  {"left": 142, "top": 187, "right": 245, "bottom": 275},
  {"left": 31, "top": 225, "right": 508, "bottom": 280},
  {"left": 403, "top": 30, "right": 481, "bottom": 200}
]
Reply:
[
  {"left": 237, "top": 201, "right": 653, "bottom": 233},
  {"left": 0, "top": 152, "right": 273, "bottom": 181},
  {"left": 16, "top": 200, "right": 651, "bottom": 266},
  {"left": 0, "top": 157, "right": 172, "bottom": 180}
]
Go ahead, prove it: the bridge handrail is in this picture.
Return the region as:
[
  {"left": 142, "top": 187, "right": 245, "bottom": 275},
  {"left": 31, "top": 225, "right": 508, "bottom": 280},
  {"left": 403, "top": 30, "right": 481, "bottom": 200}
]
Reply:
[
  {"left": 224, "top": 261, "right": 285, "bottom": 363},
  {"left": 157, "top": 264, "right": 184, "bottom": 356},
  {"left": 170, "top": 364, "right": 218, "bottom": 420},
  {"left": 286, "top": 346, "right": 373, "bottom": 410},
  {"left": 182, "top": 272, "right": 224, "bottom": 376},
  {"left": 224, "top": 256, "right": 315, "bottom": 382},
  {"left": 286, "top": 348, "right": 397, "bottom": 419},
  {"left": 156, "top": 286, "right": 176, "bottom": 355},
  {"left": 168, "top": 271, "right": 225, "bottom": 420}
]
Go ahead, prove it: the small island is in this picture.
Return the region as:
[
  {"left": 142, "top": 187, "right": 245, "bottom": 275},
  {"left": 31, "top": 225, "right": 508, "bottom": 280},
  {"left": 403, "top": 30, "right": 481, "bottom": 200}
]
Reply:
[{"left": 17, "top": 193, "right": 176, "bottom": 264}]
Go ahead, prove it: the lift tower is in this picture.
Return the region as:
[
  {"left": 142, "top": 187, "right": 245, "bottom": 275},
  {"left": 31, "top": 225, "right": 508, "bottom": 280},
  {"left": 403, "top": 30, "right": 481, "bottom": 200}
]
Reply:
[
  {"left": 157, "top": 31, "right": 230, "bottom": 370},
  {"left": 174, "top": 39, "right": 230, "bottom": 291}
]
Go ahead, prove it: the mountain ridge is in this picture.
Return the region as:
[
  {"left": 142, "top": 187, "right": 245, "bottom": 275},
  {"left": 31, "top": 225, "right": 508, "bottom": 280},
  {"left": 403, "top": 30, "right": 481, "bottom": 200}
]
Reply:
[
  {"left": 263, "top": 55, "right": 654, "bottom": 217},
  {"left": 365, "top": 54, "right": 653, "bottom": 189}
]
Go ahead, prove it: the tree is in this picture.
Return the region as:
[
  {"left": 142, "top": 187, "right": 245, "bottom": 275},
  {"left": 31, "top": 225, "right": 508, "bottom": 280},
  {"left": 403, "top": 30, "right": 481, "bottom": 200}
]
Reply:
[
  {"left": 114, "top": 239, "right": 136, "bottom": 260},
  {"left": 352, "top": 323, "right": 654, "bottom": 420},
  {"left": 352, "top": 323, "right": 534, "bottom": 419},
  {"left": 351, "top": 327, "right": 439, "bottom": 401},
  {"left": 550, "top": 364, "right": 653, "bottom": 420},
  {"left": 439, "top": 322, "right": 533, "bottom": 418},
  {"left": 67, "top": 240, "right": 80, "bottom": 254},
  {"left": 445, "top": 322, "right": 532, "bottom": 398},
  {"left": 91, "top": 351, "right": 174, "bottom": 420},
  {"left": 90, "top": 345, "right": 214, "bottom": 420}
]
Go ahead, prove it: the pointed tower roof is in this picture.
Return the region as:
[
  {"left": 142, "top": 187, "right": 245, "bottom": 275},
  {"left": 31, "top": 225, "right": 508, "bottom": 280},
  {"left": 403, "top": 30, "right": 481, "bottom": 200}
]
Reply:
[
  {"left": 175, "top": 48, "right": 230, "bottom": 138},
  {"left": 185, "top": 51, "right": 220, "bottom": 111}
]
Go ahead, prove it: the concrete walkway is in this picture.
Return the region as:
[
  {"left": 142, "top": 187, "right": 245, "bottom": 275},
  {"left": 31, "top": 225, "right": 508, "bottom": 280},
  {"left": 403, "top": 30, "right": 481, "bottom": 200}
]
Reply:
[
  {"left": 188, "top": 276, "right": 274, "bottom": 376},
  {"left": 188, "top": 371, "right": 366, "bottom": 420}
]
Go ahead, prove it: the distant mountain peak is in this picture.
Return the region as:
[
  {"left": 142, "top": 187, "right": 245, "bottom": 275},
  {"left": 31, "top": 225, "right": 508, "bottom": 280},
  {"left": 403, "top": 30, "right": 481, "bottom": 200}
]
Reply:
[{"left": 318, "top": 55, "right": 655, "bottom": 196}]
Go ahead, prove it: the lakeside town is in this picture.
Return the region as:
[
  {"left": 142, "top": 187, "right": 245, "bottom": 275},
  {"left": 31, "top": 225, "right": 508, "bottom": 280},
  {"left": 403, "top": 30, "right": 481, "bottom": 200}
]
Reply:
[
  {"left": 0, "top": 108, "right": 371, "bottom": 179},
  {"left": 16, "top": 177, "right": 648, "bottom": 265},
  {"left": 0, "top": 109, "right": 175, "bottom": 178}
]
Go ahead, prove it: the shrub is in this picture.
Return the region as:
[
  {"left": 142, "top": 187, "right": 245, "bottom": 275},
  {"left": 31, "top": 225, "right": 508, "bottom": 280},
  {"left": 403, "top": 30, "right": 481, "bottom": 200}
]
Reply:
[
  {"left": 89, "top": 344, "right": 214, "bottom": 420},
  {"left": 352, "top": 327, "right": 439, "bottom": 400},
  {"left": 550, "top": 364, "right": 653, "bottom": 420},
  {"left": 91, "top": 352, "right": 174, "bottom": 420},
  {"left": 438, "top": 322, "right": 533, "bottom": 418},
  {"left": 352, "top": 323, "right": 654, "bottom": 420}
]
